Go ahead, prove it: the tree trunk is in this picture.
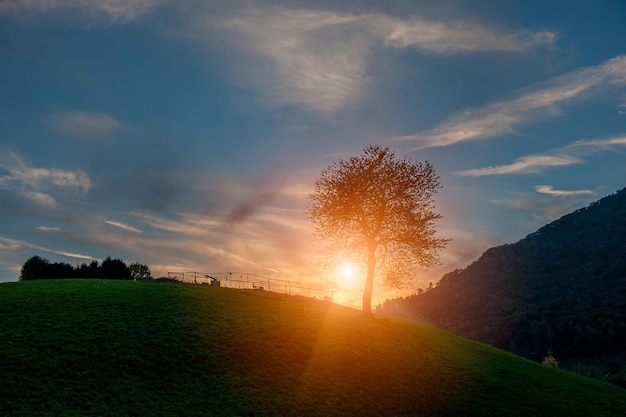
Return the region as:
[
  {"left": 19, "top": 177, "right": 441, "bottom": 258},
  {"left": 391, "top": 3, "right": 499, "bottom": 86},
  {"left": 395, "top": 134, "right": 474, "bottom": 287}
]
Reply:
[{"left": 362, "top": 245, "right": 376, "bottom": 315}]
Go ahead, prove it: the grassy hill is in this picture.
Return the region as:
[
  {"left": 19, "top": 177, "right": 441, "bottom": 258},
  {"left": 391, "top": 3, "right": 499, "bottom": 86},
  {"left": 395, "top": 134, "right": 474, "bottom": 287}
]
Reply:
[{"left": 1, "top": 280, "right": 626, "bottom": 416}]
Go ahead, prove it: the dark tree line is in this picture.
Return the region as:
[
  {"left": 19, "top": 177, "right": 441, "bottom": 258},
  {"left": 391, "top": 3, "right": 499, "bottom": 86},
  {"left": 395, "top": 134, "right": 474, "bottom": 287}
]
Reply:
[{"left": 20, "top": 255, "right": 151, "bottom": 281}]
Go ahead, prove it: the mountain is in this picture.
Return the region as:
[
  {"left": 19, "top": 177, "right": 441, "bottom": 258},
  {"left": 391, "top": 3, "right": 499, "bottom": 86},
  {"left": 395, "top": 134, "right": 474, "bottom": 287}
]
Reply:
[
  {"left": 378, "top": 187, "right": 626, "bottom": 360},
  {"left": 2, "top": 279, "right": 626, "bottom": 416}
]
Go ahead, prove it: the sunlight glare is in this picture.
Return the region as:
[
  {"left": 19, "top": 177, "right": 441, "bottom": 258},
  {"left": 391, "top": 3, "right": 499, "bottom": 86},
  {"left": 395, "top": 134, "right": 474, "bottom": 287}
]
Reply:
[{"left": 338, "top": 262, "right": 357, "bottom": 283}]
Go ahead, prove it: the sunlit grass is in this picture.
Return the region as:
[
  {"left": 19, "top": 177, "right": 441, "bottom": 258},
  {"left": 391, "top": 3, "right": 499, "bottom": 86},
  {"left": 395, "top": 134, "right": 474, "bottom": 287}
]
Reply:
[{"left": 1, "top": 280, "right": 625, "bottom": 416}]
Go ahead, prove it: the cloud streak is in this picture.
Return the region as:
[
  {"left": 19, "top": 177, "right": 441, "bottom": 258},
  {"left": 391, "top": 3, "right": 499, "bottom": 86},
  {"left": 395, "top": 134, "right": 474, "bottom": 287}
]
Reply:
[
  {"left": 197, "top": 4, "right": 553, "bottom": 112},
  {"left": 0, "top": 236, "right": 94, "bottom": 262},
  {"left": 104, "top": 220, "right": 143, "bottom": 234},
  {"left": 377, "top": 14, "right": 554, "bottom": 54},
  {"left": 455, "top": 134, "right": 626, "bottom": 176},
  {"left": 0, "top": 0, "right": 163, "bottom": 25},
  {"left": 127, "top": 206, "right": 311, "bottom": 278},
  {"left": 36, "top": 226, "right": 62, "bottom": 232},
  {"left": 50, "top": 109, "right": 122, "bottom": 142},
  {"left": 0, "top": 150, "right": 92, "bottom": 207},
  {"left": 535, "top": 185, "right": 595, "bottom": 196},
  {"left": 457, "top": 155, "right": 583, "bottom": 176},
  {"left": 395, "top": 55, "right": 626, "bottom": 149}
]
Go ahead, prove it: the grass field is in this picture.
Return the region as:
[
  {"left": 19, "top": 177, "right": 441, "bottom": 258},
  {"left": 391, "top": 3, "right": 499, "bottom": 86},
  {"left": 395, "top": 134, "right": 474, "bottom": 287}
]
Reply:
[{"left": 1, "top": 279, "right": 626, "bottom": 416}]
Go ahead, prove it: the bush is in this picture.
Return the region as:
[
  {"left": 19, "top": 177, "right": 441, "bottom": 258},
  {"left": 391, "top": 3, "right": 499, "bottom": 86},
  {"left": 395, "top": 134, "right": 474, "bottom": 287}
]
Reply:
[{"left": 542, "top": 351, "right": 559, "bottom": 368}]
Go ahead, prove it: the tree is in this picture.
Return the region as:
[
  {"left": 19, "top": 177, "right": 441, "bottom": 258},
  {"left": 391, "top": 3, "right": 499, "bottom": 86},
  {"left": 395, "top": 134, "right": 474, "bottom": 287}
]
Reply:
[
  {"left": 20, "top": 255, "right": 50, "bottom": 281},
  {"left": 76, "top": 260, "right": 100, "bottom": 278},
  {"left": 100, "top": 256, "right": 132, "bottom": 280},
  {"left": 306, "top": 145, "right": 447, "bottom": 314},
  {"left": 129, "top": 262, "right": 152, "bottom": 280},
  {"left": 49, "top": 261, "right": 74, "bottom": 279}
]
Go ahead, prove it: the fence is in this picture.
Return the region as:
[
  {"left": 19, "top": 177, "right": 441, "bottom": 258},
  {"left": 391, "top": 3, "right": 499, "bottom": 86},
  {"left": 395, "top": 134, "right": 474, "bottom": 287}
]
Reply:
[{"left": 166, "top": 271, "right": 334, "bottom": 301}]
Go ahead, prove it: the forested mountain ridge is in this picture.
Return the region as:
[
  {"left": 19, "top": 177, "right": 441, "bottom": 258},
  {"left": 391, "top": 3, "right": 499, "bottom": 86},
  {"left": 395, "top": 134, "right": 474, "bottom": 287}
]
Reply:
[{"left": 378, "top": 187, "right": 626, "bottom": 359}]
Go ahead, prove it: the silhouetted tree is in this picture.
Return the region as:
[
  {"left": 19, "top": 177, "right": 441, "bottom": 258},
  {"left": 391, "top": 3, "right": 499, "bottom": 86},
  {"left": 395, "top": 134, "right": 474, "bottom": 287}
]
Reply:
[
  {"left": 76, "top": 260, "right": 97, "bottom": 278},
  {"left": 20, "top": 255, "right": 50, "bottom": 281},
  {"left": 306, "top": 145, "right": 447, "bottom": 314},
  {"left": 129, "top": 262, "right": 152, "bottom": 280},
  {"left": 49, "top": 261, "right": 74, "bottom": 279},
  {"left": 100, "top": 256, "right": 131, "bottom": 280}
]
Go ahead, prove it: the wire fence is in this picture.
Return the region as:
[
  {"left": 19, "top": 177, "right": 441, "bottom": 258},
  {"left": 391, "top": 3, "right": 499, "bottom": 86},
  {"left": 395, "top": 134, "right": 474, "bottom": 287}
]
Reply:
[{"left": 166, "top": 271, "right": 334, "bottom": 301}]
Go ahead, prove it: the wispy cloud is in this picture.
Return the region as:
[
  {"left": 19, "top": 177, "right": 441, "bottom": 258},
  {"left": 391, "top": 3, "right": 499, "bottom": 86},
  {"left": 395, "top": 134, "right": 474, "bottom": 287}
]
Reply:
[
  {"left": 31, "top": 244, "right": 95, "bottom": 261},
  {"left": 121, "top": 171, "right": 315, "bottom": 277},
  {"left": 0, "top": 237, "right": 22, "bottom": 253},
  {"left": 128, "top": 207, "right": 309, "bottom": 275},
  {"left": 36, "top": 226, "right": 62, "bottom": 232},
  {"left": 456, "top": 134, "right": 626, "bottom": 176},
  {"left": 0, "top": 0, "right": 163, "bottom": 25},
  {"left": 395, "top": 55, "right": 626, "bottom": 149},
  {"left": 196, "top": 4, "right": 553, "bottom": 112},
  {"left": 3, "top": 1, "right": 554, "bottom": 113},
  {"left": 202, "top": 7, "right": 371, "bottom": 112},
  {"left": 456, "top": 155, "right": 583, "bottom": 176},
  {"left": 130, "top": 210, "right": 206, "bottom": 235},
  {"left": 0, "top": 150, "right": 92, "bottom": 190},
  {"left": 50, "top": 109, "right": 122, "bottom": 142},
  {"left": 0, "top": 149, "right": 92, "bottom": 207},
  {"left": 563, "top": 135, "right": 626, "bottom": 153},
  {"left": 0, "top": 236, "right": 94, "bottom": 261},
  {"left": 22, "top": 191, "right": 59, "bottom": 208},
  {"left": 375, "top": 14, "right": 554, "bottom": 54},
  {"left": 535, "top": 185, "right": 595, "bottom": 196},
  {"left": 104, "top": 220, "right": 142, "bottom": 234}
]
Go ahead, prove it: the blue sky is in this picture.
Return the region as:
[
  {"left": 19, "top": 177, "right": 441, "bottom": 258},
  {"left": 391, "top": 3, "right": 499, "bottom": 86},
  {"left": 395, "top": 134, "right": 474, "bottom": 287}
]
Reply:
[{"left": 1, "top": 0, "right": 625, "bottom": 306}]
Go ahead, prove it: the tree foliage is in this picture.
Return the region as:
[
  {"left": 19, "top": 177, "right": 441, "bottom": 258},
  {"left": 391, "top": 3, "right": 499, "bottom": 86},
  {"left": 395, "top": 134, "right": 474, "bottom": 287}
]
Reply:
[
  {"left": 20, "top": 255, "right": 52, "bottom": 281},
  {"left": 129, "top": 262, "right": 152, "bottom": 280},
  {"left": 100, "top": 256, "right": 132, "bottom": 280},
  {"left": 306, "top": 145, "right": 447, "bottom": 313},
  {"left": 19, "top": 255, "right": 142, "bottom": 281}
]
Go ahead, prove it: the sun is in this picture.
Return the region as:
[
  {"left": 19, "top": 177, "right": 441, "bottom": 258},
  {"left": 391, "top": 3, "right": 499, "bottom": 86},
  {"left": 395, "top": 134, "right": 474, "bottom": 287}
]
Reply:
[{"left": 337, "top": 262, "right": 358, "bottom": 283}]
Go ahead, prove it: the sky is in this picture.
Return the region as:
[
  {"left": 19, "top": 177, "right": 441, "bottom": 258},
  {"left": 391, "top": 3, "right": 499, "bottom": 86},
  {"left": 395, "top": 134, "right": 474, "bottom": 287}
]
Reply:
[{"left": 1, "top": 0, "right": 625, "bottom": 307}]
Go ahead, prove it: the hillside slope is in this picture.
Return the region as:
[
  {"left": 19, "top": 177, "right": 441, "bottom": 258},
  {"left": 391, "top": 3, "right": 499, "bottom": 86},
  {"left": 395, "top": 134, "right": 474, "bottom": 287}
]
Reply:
[
  {"left": 1, "top": 280, "right": 626, "bottom": 416},
  {"left": 378, "top": 187, "right": 626, "bottom": 359}
]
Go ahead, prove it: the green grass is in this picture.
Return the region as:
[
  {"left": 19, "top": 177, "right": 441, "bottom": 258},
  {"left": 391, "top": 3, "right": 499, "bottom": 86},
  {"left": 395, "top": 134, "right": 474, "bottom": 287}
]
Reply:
[{"left": 1, "top": 280, "right": 625, "bottom": 416}]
